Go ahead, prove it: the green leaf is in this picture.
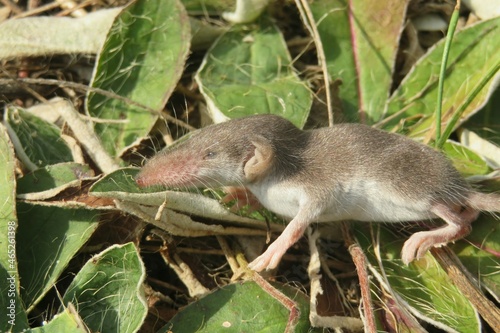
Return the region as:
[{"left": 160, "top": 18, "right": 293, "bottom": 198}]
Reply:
[
  {"left": 31, "top": 306, "right": 89, "bottom": 333},
  {"left": 465, "top": 87, "right": 500, "bottom": 146},
  {"left": 452, "top": 214, "right": 500, "bottom": 301},
  {"left": 17, "top": 163, "right": 95, "bottom": 200},
  {"left": 4, "top": 106, "right": 73, "bottom": 170},
  {"left": 0, "top": 8, "right": 120, "bottom": 60},
  {"left": 90, "top": 167, "right": 142, "bottom": 194},
  {"left": 190, "top": 16, "right": 227, "bottom": 51},
  {"left": 16, "top": 203, "right": 99, "bottom": 311},
  {"left": 181, "top": 0, "right": 230, "bottom": 13},
  {"left": 161, "top": 281, "right": 314, "bottom": 333},
  {"left": 87, "top": 0, "right": 191, "bottom": 157},
  {"left": 355, "top": 224, "right": 480, "bottom": 332},
  {"left": 196, "top": 17, "right": 311, "bottom": 128},
  {"left": 62, "top": 243, "right": 147, "bottom": 333},
  {"left": 309, "top": 0, "right": 408, "bottom": 123},
  {"left": 442, "top": 141, "right": 491, "bottom": 178},
  {"left": 0, "top": 123, "right": 29, "bottom": 331},
  {"left": 384, "top": 17, "right": 500, "bottom": 135},
  {"left": 90, "top": 168, "right": 269, "bottom": 228}
]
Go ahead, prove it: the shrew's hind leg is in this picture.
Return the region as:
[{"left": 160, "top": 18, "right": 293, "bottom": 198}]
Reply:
[{"left": 401, "top": 202, "right": 479, "bottom": 264}]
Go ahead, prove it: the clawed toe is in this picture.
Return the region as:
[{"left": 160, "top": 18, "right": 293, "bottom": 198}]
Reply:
[
  {"left": 401, "top": 232, "right": 430, "bottom": 265},
  {"left": 248, "top": 255, "right": 270, "bottom": 272}
]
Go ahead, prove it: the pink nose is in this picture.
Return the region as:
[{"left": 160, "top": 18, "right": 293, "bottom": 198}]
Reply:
[
  {"left": 135, "top": 175, "right": 147, "bottom": 187},
  {"left": 135, "top": 172, "right": 155, "bottom": 187}
]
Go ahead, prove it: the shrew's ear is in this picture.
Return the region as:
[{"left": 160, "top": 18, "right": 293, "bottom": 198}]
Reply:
[{"left": 244, "top": 135, "right": 274, "bottom": 182}]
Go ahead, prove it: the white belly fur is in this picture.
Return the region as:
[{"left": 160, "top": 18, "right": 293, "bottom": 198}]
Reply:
[{"left": 247, "top": 179, "right": 435, "bottom": 223}]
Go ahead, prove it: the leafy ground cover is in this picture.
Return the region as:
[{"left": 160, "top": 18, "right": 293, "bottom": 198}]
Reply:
[{"left": 0, "top": 0, "right": 499, "bottom": 332}]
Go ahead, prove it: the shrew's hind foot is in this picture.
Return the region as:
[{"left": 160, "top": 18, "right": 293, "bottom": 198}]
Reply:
[{"left": 401, "top": 202, "right": 478, "bottom": 264}]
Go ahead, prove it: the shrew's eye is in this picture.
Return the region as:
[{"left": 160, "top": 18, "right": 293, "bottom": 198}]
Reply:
[{"left": 205, "top": 151, "right": 217, "bottom": 159}]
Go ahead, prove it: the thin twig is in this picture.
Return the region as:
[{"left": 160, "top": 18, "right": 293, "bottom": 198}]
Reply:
[
  {"left": 55, "top": 0, "right": 93, "bottom": 17},
  {"left": 341, "top": 222, "right": 376, "bottom": 333},
  {"left": 0, "top": 0, "right": 23, "bottom": 14},
  {"left": 0, "top": 77, "right": 196, "bottom": 131},
  {"left": 12, "top": 1, "right": 62, "bottom": 18},
  {"left": 432, "top": 247, "right": 500, "bottom": 331},
  {"left": 295, "top": 0, "right": 334, "bottom": 126},
  {"left": 252, "top": 273, "right": 300, "bottom": 333},
  {"left": 216, "top": 235, "right": 240, "bottom": 273}
]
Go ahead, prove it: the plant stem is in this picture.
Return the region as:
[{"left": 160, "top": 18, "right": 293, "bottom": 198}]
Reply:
[
  {"left": 435, "top": 0, "right": 460, "bottom": 148},
  {"left": 437, "top": 58, "right": 500, "bottom": 148}
]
